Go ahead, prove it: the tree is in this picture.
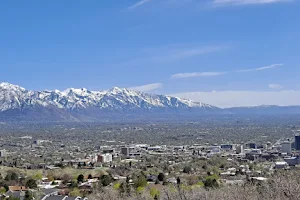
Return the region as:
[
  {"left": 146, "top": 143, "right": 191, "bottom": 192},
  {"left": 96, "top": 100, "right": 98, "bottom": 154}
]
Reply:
[
  {"left": 100, "top": 175, "right": 113, "bottom": 186},
  {"left": 77, "top": 174, "right": 84, "bottom": 183},
  {"left": 133, "top": 173, "right": 147, "bottom": 188},
  {"left": 177, "top": 177, "right": 181, "bottom": 185},
  {"left": 158, "top": 173, "right": 165, "bottom": 182},
  {"left": 26, "top": 179, "right": 37, "bottom": 189},
  {"left": 61, "top": 174, "right": 72, "bottom": 184},
  {"left": 204, "top": 174, "right": 220, "bottom": 188},
  {"left": 4, "top": 184, "right": 9, "bottom": 192},
  {"left": 25, "top": 191, "right": 34, "bottom": 200},
  {"left": 125, "top": 176, "right": 131, "bottom": 194},
  {"left": 5, "top": 171, "right": 18, "bottom": 181},
  {"left": 10, "top": 172, "right": 18, "bottom": 181},
  {"left": 118, "top": 182, "right": 126, "bottom": 195}
]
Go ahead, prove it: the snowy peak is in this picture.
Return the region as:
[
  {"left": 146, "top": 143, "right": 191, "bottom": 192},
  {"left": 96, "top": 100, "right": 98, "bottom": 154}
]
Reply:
[
  {"left": 0, "top": 82, "right": 26, "bottom": 91},
  {"left": 108, "top": 87, "right": 123, "bottom": 93},
  {"left": 63, "top": 88, "right": 91, "bottom": 97}
]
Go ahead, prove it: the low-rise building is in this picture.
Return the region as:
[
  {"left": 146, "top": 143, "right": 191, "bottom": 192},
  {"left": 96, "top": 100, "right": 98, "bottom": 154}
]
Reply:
[{"left": 97, "top": 153, "right": 112, "bottom": 163}]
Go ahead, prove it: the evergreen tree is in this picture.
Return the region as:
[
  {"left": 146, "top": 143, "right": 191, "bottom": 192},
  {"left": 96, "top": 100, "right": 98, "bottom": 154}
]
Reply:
[{"left": 77, "top": 174, "right": 84, "bottom": 183}]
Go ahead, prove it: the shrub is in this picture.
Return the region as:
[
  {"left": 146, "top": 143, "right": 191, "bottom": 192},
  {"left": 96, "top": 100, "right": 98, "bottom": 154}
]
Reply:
[
  {"left": 113, "top": 183, "right": 121, "bottom": 190},
  {"left": 33, "top": 173, "right": 43, "bottom": 180},
  {"left": 69, "top": 188, "right": 81, "bottom": 197},
  {"left": 136, "top": 186, "right": 145, "bottom": 194},
  {"left": 150, "top": 187, "right": 160, "bottom": 199}
]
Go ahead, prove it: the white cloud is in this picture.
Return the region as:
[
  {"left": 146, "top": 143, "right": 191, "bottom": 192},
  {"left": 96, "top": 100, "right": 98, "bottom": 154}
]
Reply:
[
  {"left": 172, "top": 90, "right": 300, "bottom": 108},
  {"left": 171, "top": 63, "right": 282, "bottom": 79},
  {"left": 130, "top": 83, "right": 162, "bottom": 92},
  {"left": 128, "top": 0, "right": 152, "bottom": 9},
  {"left": 212, "top": 0, "right": 293, "bottom": 6},
  {"left": 149, "top": 45, "right": 227, "bottom": 62},
  {"left": 169, "top": 46, "right": 226, "bottom": 60},
  {"left": 171, "top": 72, "right": 226, "bottom": 78},
  {"left": 237, "top": 64, "right": 283, "bottom": 72},
  {"left": 268, "top": 84, "right": 283, "bottom": 89}
]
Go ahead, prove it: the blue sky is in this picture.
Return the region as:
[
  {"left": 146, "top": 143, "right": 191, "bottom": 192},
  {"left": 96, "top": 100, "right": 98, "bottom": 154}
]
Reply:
[{"left": 0, "top": 0, "right": 299, "bottom": 107}]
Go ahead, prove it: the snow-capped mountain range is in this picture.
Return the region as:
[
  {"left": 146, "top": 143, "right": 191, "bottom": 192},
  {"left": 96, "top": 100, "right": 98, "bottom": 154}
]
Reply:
[
  {"left": 2, "top": 82, "right": 299, "bottom": 122},
  {"left": 0, "top": 82, "right": 218, "bottom": 121}
]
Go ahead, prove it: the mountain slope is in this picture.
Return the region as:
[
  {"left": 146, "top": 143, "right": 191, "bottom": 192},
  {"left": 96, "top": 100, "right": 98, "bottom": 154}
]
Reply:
[{"left": 0, "top": 83, "right": 220, "bottom": 121}]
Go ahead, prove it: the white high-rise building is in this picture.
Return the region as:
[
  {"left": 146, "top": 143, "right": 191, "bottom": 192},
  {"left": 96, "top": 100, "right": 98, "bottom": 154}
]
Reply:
[
  {"left": 0, "top": 150, "right": 6, "bottom": 157},
  {"left": 281, "top": 141, "right": 292, "bottom": 154}
]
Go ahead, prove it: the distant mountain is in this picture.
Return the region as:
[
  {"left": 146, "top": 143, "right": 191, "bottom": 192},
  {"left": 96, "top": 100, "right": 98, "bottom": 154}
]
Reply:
[
  {"left": 224, "top": 105, "right": 300, "bottom": 115},
  {"left": 0, "top": 82, "right": 220, "bottom": 121}
]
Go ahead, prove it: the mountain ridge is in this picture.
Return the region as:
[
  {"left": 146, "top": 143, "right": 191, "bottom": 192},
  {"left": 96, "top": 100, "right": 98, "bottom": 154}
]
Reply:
[
  {"left": 1, "top": 82, "right": 300, "bottom": 122},
  {"left": 0, "top": 82, "right": 219, "bottom": 121}
]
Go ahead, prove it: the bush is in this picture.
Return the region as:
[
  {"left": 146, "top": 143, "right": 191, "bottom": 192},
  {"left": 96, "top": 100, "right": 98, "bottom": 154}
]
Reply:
[
  {"left": 113, "top": 183, "right": 121, "bottom": 190},
  {"left": 69, "top": 188, "right": 81, "bottom": 197},
  {"left": 33, "top": 173, "right": 43, "bottom": 180},
  {"left": 136, "top": 186, "right": 145, "bottom": 194},
  {"left": 150, "top": 187, "right": 160, "bottom": 199},
  {"left": 0, "top": 187, "right": 6, "bottom": 194},
  {"left": 183, "top": 166, "right": 192, "bottom": 174},
  {"left": 187, "top": 175, "right": 199, "bottom": 186}
]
